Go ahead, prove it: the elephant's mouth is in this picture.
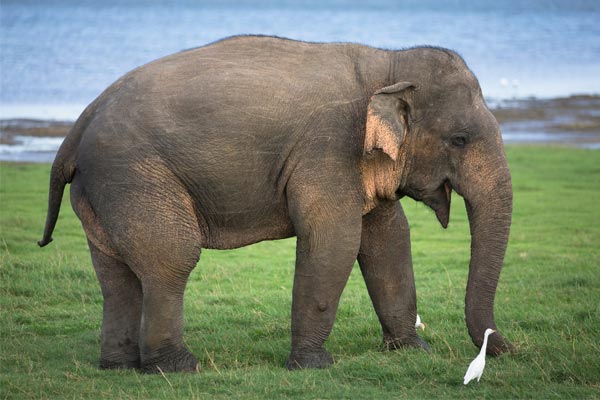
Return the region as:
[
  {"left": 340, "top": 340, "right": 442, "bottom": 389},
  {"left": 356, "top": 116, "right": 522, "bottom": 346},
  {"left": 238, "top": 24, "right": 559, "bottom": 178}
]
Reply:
[
  {"left": 423, "top": 180, "right": 452, "bottom": 229},
  {"left": 399, "top": 180, "right": 452, "bottom": 228}
]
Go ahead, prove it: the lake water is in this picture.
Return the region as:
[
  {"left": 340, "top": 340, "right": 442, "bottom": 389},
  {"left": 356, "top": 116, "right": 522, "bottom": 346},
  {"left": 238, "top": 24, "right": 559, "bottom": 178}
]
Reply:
[
  {"left": 1, "top": 0, "right": 600, "bottom": 120},
  {"left": 0, "top": 135, "right": 64, "bottom": 163}
]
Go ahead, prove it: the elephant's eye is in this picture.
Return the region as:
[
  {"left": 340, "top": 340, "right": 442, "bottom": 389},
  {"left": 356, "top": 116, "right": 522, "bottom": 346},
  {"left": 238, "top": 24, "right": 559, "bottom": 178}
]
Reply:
[{"left": 450, "top": 134, "right": 468, "bottom": 148}]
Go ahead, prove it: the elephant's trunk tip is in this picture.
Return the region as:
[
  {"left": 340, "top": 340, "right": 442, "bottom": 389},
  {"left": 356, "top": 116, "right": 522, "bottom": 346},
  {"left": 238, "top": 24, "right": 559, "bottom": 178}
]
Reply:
[{"left": 38, "top": 237, "right": 53, "bottom": 247}]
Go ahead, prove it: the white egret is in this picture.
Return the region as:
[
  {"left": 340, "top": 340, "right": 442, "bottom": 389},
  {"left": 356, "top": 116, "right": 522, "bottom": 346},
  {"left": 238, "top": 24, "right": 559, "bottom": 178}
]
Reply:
[
  {"left": 415, "top": 314, "right": 425, "bottom": 330},
  {"left": 463, "top": 328, "right": 496, "bottom": 385}
]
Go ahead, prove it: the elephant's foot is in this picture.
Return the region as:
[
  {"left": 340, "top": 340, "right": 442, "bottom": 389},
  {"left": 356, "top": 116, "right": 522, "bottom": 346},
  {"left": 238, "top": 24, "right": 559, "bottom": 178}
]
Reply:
[
  {"left": 140, "top": 345, "right": 199, "bottom": 374},
  {"left": 286, "top": 348, "right": 334, "bottom": 370},
  {"left": 383, "top": 334, "right": 430, "bottom": 352},
  {"left": 100, "top": 356, "right": 140, "bottom": 370},
  {"left": 99, "top": 347, "right": 141, "bottom": 370}
]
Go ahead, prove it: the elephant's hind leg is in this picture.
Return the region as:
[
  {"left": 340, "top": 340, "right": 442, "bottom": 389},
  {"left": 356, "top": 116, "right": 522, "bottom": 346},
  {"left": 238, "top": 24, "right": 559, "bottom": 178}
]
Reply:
[
  {"left": 102, "top": 166, "right": 203, "bottom": 373},
  {"left": 130, "top": 236, "right": 201, "bottom": 373},
  {"left": 128, "top": 227, "right": 201, "bottom": 373},
  {"left": 88, "top": 242, "right": 143, "bottom": 369}
]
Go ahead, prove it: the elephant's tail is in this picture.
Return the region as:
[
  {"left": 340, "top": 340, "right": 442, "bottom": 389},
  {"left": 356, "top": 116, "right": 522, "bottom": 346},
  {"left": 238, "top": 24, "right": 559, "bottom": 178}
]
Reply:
[{"left": 38, "top": 106, "right": 93, "bottom": 247}]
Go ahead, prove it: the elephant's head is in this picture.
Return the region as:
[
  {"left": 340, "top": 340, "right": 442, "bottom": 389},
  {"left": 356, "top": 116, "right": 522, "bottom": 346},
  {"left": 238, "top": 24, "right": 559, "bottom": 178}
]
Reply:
[{"left": 362, "top": 48, "right": 514, "bottom": 355}]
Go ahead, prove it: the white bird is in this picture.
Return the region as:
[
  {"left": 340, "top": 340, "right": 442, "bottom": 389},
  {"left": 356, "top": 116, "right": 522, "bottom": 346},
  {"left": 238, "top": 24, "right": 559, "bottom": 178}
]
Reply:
[
  {"left": 415, "top": 314, "right": 425, "bottom": 330},
  {"left": 463, "top": 328, "right": 496, "bottom": 385}
]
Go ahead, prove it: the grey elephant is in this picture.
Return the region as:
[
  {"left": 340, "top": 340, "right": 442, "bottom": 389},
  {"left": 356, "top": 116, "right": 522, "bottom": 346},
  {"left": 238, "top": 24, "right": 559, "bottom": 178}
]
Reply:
[{"left": 39, "top": 35, "right": 513, "bottom": 373}]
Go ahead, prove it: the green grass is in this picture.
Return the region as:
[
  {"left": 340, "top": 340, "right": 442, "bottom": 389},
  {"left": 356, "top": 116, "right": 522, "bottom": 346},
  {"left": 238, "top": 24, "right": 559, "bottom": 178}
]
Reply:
[{"left": 1, "top": 146, "right": 599, "bottom": 399}]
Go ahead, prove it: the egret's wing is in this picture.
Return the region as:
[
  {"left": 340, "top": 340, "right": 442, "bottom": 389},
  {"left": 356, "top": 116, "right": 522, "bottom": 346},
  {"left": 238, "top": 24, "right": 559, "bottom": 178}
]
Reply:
[
  {"left": 463, "top": 360, "right": 477, "bottom": 384},
  {"left": 463, "top": 356, "right": 484, "bottom": 385}
]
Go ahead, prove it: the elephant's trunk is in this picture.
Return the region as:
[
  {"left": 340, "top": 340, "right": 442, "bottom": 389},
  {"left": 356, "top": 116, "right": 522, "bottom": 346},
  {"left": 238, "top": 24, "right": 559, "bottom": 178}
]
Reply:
[{"left": 463, "top": 158, "right": 515, "bottom": 355}]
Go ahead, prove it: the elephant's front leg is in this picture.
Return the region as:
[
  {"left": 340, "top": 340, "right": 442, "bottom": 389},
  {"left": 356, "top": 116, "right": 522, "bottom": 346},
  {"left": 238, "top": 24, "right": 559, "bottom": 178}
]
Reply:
[
  {"left": 358, "top": 200, "right": 428, "bottom": 350},
  {"left": 286, "top": 183, "right": 363, "bottom": 369}
]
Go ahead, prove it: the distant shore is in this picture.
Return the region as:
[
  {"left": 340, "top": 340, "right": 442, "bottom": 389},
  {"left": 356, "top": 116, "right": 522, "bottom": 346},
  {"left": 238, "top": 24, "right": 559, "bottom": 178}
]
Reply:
[
  {"left": 491, "top": 95, "right": 600, "bottom": 148},
  {"left": 1, "top": 95, "right": 599, "bottom": 162}
]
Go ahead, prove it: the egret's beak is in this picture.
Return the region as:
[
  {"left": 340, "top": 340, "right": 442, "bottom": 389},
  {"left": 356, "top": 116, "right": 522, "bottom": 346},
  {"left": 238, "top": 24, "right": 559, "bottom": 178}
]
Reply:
[
  {"left": 419, "top": 323, "right": 425, "bottom": 331},
  {"left": 492, "top": 330, "right": 497, "bottom": 333}
]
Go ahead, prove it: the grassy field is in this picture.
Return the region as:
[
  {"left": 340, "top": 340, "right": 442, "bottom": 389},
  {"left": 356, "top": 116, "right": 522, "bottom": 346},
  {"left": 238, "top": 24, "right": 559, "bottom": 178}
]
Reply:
[{"left": 1, "top": 146, "right": 599, "bottom": 399}]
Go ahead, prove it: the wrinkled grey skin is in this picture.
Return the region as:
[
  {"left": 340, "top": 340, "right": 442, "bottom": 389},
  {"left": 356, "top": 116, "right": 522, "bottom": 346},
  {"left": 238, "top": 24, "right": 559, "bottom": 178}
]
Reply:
[{"left": 39, "top": 35, "right": 513, "bottom": 373}]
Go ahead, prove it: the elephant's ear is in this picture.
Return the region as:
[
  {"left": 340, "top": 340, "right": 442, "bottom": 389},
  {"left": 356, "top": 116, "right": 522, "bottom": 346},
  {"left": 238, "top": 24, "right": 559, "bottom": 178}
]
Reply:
[{"left": 364, "top": 82, "right": 415, "bottom": 161}]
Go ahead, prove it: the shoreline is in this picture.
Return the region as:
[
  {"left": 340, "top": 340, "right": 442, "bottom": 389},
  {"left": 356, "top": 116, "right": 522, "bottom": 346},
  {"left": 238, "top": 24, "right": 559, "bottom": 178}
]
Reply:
[
  {"left": 1, "top": 95, "right": 599, "bottom": 162},
  {"left": 492, "top": 95, "right": 600, "bottom": 149}
]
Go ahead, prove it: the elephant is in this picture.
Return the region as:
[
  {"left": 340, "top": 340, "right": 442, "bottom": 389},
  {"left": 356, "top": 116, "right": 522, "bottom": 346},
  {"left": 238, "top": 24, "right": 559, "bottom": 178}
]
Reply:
[{"left": 39, "top": 35, "right": 514, "bottom": 373}]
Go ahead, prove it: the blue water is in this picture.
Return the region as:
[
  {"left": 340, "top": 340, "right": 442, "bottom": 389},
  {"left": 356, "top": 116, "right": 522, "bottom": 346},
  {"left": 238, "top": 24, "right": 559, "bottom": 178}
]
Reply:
[{"left": 1, "top": 0, "right": 600, "bottom": 120}]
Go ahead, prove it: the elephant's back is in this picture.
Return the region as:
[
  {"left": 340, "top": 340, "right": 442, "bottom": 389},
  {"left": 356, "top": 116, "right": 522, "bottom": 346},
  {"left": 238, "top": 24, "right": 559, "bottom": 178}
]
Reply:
[
  {"left": 78, "top": 36, "right": 372, "bottom": 171},
  {"left": 87, "top": 36, "right": 352, "bottom": 137}
]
